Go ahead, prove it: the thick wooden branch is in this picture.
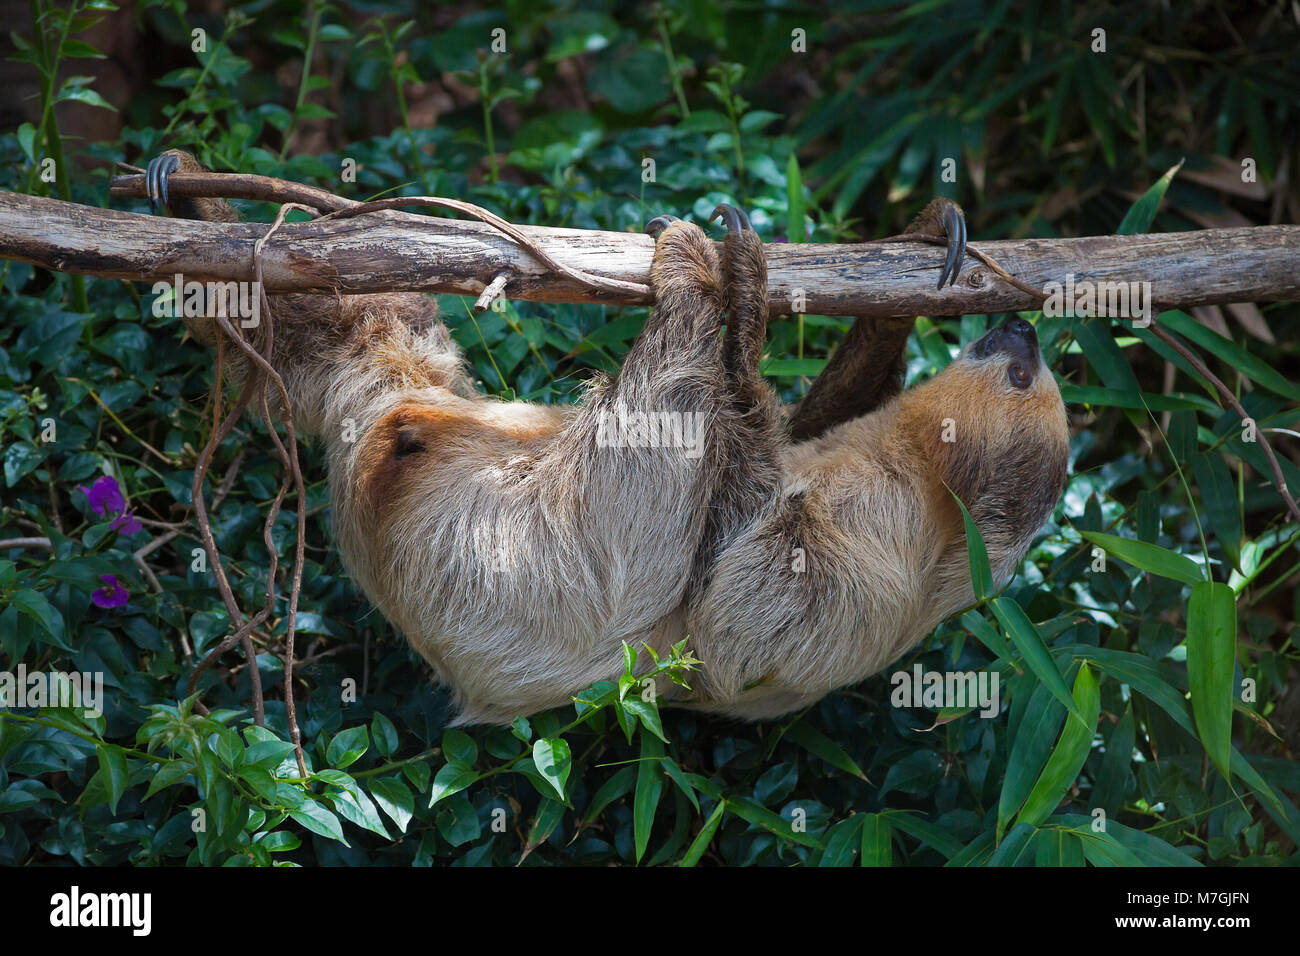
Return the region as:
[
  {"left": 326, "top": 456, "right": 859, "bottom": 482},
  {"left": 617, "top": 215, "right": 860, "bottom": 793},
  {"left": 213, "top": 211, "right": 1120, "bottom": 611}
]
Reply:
[{"left": 1, "top": 187, "right": 1297, "bottom": 318}]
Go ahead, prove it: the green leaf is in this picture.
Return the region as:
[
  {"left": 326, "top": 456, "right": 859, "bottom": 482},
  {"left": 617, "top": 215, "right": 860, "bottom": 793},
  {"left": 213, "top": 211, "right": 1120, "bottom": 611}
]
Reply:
[
  {"left": 1033, "top": 828, "right": 1084, "bottom": 866},
  {"left": 680, "top": 801, "right": 726, "bottom": 866},
  {"left": 1079, "top": 531, "right": 1204, "bottom": 585},
  {"left": 370, "top": 712, "right": 399, "bottom": 758},
  {"left": 1092, "top": 705, "right": 1136, "bottom": 817},
  {"left": 997, "top": 680, "right": 1066, "bottom": 839},
  {"left": 1116, "top": 161, "right": 1181, "bottom": 234},
  {"left": 990, "top": 597, "right": 1081, "bottom": 720},
  {"left": 11, "top": 588, "right": 66, "bottom": 645},
  {"left": 783, "top": 721, "right": 867, "bottom": 780},
  {"left": 859, "top": 813, "right": 892, "bottom": 867},
  {"left": 369, "top": 776, "right": 414, "bottom": 833},
  {"left": 951, "top": 490, "right": 993, "bottom": 600},
  {"left": 659, "top": 756, "right": 700, "bottom": 813},
  {"left": 521, "top": 798, "right": 566, "bottom": 860},
  {"left": 786, "top": 152, "right": 804, "bottom": 242},
  {"left": 1186, "top": 580, "right": 1237, "bottom": 778},
  {"left": 441, "top": 729, "right": 478, "bottom": 767},
  {"left": 324, "top": 725, "right": 368, "bottom": 769},
  {"left": 961, "top": 610, "right": 1014, "bottom": 663},
  {"left": 428, "top": 762, "right": 478, "bottom": 807},
  {"left": 581, "top": 766, "right": 637, "bottom": 823},
  {"left": 633, "top": 734, "right": 664, "bottom": 863},
  {"left": 1191, "top": 452, "right": 1243, "bottom": 572},
  {"left": 727, "top": 797, "right": 822, "bottom": 849},
  {"left": 289, "top": 798, "right": 348, "bottom": 845},
  {"left": 818, "top": 815, "right": 864, "bottom": 866},
  {"left": 532, "top": 737, "right": 572, "bottom": 801},
  {"left": 1016, "top": 663, "right": 1101, "bottom": 827},
  {"left": 887, "top": 811, "right": 965, "bottom": 860},
  {"left": 1158, "top": 310, "right": 1300, "bottom": 402},
  {"left": 96, "top": 745, "right": 130, "bottom": 814}
]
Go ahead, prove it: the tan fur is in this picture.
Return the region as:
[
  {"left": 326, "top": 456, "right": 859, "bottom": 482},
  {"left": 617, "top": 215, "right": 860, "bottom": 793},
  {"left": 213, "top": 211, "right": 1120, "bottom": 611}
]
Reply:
[{"left": 160, "top": 151, "right": 1068, "bottom": 724}]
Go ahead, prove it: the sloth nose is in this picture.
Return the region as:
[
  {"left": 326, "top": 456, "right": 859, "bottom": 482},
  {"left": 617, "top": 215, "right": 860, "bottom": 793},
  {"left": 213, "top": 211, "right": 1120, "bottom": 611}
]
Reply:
[{"left": 971, "top": 318, "right": 1039, "bottom": 362}]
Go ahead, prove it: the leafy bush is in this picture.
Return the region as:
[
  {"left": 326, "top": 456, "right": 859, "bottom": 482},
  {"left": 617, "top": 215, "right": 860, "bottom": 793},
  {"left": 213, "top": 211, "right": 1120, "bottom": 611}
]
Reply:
[{"left": 0, "top": 0, "right": 1297, "bottom": 866}]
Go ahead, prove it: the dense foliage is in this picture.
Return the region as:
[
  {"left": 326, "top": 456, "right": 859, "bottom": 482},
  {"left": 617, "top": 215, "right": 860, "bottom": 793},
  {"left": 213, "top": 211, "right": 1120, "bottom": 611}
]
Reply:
[{"left": 1, "top": 0, "right": 1298, "bottom": 866}]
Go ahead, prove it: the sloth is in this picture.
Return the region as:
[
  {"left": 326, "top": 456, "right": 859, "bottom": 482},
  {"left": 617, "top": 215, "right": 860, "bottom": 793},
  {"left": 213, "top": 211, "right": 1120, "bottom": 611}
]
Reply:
[{"left": 145, "top": 150, "right": 1068, "bottom": 724}]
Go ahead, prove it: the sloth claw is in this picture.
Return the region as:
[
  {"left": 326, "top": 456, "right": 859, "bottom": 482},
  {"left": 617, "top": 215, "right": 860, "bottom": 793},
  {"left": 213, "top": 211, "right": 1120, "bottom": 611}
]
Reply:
[
  {"left": 644, "top": 214, "right": 681, "bottom": 237},
  {"left": 710, "top": 203, "right": 752, "bottom": 234},
  {"left": 146, "top": 152, "right": 181, "bottom": 214},
  {"left": 937, "top": 200, "right": 967, "bottom": 290}
]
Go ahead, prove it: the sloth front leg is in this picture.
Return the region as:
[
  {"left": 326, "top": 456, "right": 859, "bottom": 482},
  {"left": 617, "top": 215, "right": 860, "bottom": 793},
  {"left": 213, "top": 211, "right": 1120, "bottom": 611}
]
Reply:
[{"left": 786, "top": 197, "right": 966, "bottom": 442}]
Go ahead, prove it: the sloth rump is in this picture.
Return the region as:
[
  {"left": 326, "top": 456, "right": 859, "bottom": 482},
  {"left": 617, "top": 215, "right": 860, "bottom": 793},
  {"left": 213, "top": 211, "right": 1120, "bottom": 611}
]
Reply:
[{"left": 146, "top": 150, "right": 1069, "bottom": 724}]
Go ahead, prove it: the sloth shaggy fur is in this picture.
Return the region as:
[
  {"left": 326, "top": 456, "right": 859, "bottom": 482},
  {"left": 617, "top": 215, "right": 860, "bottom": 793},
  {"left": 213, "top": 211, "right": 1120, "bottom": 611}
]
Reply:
[{"left": 154, "top": 150, "right": 1069, "bottom": 724}]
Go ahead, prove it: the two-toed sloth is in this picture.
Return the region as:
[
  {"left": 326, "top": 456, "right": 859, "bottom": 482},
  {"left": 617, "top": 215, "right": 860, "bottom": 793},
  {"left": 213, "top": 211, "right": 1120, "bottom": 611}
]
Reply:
[{"left": 147, "top": 150, "right": 1068, "bottom": 724}]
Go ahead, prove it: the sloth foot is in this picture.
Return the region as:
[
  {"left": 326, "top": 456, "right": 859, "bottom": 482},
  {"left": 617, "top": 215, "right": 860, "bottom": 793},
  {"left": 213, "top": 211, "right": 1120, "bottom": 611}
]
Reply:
[
  {"left": 903, "top": 196, "right": 966, "bottom": 289},
  {"left": 644, "top": 214, "right": 682, "bottom": 237},
  {"left": 145, "top": 151, "right": 183, "bottom": 214},
  {"left": 709, "top": 203, "right": 753, "bottom": 234}
]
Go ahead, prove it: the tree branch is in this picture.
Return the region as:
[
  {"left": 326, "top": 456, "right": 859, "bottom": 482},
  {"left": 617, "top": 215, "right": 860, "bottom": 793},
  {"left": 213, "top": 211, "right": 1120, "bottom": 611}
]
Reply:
[{"left": 0, "top": 183, "right": 1296, "bottom": 318}]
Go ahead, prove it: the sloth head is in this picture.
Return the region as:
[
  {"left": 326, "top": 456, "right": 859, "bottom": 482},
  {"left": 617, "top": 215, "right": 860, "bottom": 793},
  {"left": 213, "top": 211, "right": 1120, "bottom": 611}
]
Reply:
[{"left": 902, "top": 317, "right": 1070, "bottom": 577}]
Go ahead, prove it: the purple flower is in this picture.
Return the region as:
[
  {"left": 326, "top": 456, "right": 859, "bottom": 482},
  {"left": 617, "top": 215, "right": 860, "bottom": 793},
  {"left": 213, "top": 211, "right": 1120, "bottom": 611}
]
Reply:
[
  {"left": 76, "top": 475, "right": 142, "bottom": 535},
  {"left": 91, "top": 574, "right": 129, "bottom": 609}
]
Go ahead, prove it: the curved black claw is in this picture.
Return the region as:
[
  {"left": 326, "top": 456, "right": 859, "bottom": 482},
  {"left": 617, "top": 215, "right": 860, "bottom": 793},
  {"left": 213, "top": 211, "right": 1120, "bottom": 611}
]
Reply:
[
  {"left": 146, "top": 152, "right": 181, "bottom": 214},
  {"left": 644, "top": 214, "right": 682, "bottom": 237},
  {"left": 937, "top": 201, "right": 967, "bottom": 290},
  {"left": 710, "top": 203, "right": 752, "bottom": 234}
]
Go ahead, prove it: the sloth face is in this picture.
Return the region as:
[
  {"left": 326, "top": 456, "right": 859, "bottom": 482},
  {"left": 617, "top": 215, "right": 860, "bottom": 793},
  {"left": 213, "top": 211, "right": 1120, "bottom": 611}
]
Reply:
[
  {"left": 960, "top": 317, "right": 1043, "bottom": 392},
  {"left": 902, "top": 316, "right": 1069, "bottom": 551}
]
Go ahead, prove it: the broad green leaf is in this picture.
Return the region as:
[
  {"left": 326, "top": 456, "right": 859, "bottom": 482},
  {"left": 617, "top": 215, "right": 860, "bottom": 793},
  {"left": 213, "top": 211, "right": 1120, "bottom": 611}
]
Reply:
[
  {"left": 325, "top": 725, "right": 368, "bottom": 769},
  {"left": 859, "top": 813, "right": 892, "bottom": 867},
  {"left": 886, "top": 811, "right": 965, "bottom": 860},
  {"left": 961, "top": 610, "right": 1013, "bottom": 663},
  {"left": 1116, "top": 161, "right": 1181, "bottom": 234},
  {"left": 1092, "top": 705, "right": 1135, "bottom": 816},
  {"left": 1033, "top": 828, "right": 1084, "bottom": 866},
  {"left": 951, "top": 490, "right": 993, "bottom": 600},
  {"left": 289, "top": 798, "right": 348, "bottom": 845},
  {"left": 997, "top": 680, "right": 1066, "bottom": 839},
  {"left": 96, "top": 745, "right": 130, "bottom": 814},
  {"left": 990, "top": 597, "right": 1080, "bottom": 720},
  {"left": 1079, "top": 531, "right": 1204, "bottom": 586},
  {"left": 680, "top": 801, "right": 726, "bottom": 866},
  {"left": 783, "top": 721, "right": 867, "bottom": 780},
  {"left": 634, "top": 734, "right": 664, "bottom": 863},
  {"left": 521, "top": 799, "right": 566, "bottom": 861},
  {"left": 428, "top": 762, "right": 478, "bottom": 807},
  {"left": 1191, "top": 452, "right": 1243, "bottom": 571},
  {"left": 369, "top": 776, "right": 414, "bottom": 833},
  {"left": 580, "top": 766, "right": 636, "bottom": 823},
  {"left": 1016, "top": 663, "right": 1101, "bottom": 827},
  {"left": 1159, "top": 310, "right": 1300, "bottom": 402},
  {"left": 441, "top": 729, "right": 478, "bottom": 767},
  {"left": 727, "top": 797, "right": 823, "bottom": 849},
  {"left": 1187, "top": 580, "right": 1237, "bottom": 778},
  {"left": 532, "top": 737, "right": 572, "bottom": 801},
  {"left": 818, "top": 815, "right": 863, "bottom": 866}
]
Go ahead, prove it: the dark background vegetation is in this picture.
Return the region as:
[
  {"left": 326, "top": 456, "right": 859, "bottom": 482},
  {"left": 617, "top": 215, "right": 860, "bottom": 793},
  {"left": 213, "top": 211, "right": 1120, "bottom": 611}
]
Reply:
[{"left": 0, "top": 0, "right": 1298, "bottom": 866}]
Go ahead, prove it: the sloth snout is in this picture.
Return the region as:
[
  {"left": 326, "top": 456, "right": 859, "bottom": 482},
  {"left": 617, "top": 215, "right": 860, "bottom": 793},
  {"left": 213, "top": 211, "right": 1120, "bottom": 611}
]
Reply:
[{"left": 971, "top": 317, "right": 1039, "bottom": 364}]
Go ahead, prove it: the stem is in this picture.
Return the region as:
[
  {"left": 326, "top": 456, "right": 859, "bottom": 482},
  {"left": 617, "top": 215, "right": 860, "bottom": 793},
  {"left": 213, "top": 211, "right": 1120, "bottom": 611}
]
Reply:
[
  {"left": 479, "top": 60, "right": 499, "bottom": 184},
  {"left": 656, "top": 14, "right": 690, "bottom": 118},
  {"left": 279, "top": 1, "right": 322, "bottom": 162}
]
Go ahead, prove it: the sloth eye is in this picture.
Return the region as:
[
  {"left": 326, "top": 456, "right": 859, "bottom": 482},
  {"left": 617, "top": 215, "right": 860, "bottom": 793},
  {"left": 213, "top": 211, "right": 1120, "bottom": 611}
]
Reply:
[
  {"left": 1008, "top": 362, "right": 1031, "bottom": 389},
  {"left": 393, "top": 427, "right": 425, "bottom": 460}
]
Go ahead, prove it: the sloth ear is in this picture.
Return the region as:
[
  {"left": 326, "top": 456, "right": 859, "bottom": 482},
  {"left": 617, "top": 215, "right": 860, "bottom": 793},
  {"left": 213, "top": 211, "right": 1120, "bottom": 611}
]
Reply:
[{"left": 393, "top": 426, "right": 425, "bottom": 459}]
